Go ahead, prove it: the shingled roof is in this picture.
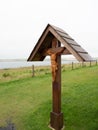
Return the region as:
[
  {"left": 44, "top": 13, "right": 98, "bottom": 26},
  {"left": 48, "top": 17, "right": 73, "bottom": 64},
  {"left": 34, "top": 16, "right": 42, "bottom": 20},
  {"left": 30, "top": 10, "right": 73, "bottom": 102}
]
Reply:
[{"left": 28, "top": 24, "right": 93, "bottom": 61}]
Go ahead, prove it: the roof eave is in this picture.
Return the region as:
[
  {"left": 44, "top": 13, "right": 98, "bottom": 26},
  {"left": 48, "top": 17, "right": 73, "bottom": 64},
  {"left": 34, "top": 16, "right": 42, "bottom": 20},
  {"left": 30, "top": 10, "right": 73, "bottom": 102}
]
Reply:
[{"left": 27, "top": 24, "right": 51, "bottom": 61}]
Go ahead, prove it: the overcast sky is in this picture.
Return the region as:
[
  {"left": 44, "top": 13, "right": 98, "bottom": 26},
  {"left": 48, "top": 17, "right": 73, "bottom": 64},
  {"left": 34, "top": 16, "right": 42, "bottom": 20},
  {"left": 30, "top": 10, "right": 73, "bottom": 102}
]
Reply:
[{"left": 0, "top": 0, "right": 98, "bottom": 59}]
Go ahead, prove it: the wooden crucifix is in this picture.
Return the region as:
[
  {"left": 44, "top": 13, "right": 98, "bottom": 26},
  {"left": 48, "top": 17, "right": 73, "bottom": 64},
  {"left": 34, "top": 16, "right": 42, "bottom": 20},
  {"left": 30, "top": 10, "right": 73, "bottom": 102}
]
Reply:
[
  {"left": 28, "top": 24, "right": 93, "bottom": 130},
  {"left": 46, "top": 38, "right": 65, "bottom": 130}
]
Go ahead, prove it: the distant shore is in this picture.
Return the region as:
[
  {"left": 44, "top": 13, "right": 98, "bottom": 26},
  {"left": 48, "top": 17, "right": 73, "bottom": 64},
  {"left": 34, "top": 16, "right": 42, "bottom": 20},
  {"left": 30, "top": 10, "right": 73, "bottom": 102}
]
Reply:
[
  {"left": 0, "top": 58, "right": 78, "bottom": 69},
  {"left": 0, "top": 57, "right": 97, "bottom": 69}
]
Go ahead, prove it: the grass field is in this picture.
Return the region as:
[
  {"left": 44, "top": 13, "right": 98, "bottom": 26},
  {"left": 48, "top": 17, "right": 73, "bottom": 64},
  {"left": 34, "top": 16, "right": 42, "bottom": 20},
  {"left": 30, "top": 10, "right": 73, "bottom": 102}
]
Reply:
[{"left": 0, "top": 65, "right": 98, "bottom": 130}]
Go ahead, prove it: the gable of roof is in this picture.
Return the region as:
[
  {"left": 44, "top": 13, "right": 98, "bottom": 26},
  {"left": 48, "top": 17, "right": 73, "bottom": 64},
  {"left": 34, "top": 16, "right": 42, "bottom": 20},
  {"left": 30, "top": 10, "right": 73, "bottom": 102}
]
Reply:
[{"left": 28, "top": 24, "right": 93, "bottom": 62}]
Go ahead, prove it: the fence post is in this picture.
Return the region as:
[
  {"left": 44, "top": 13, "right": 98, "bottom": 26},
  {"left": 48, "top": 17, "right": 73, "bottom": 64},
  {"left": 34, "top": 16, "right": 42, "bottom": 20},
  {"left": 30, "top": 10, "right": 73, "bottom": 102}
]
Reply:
[
  {"left": 72, "top": 62, "right": 74, "bottom": 70},
  {"left": 90, "top": 61, "right": 91, "bottom": 67},
  {"left": 82, "top": 62, "right": 84, "bottom": 67},
  {"left": 32, "top": 65, "right": 34, "bottom": 77},
  {"left": 96, "top": 60, "right": 97, "bottom": 66}
]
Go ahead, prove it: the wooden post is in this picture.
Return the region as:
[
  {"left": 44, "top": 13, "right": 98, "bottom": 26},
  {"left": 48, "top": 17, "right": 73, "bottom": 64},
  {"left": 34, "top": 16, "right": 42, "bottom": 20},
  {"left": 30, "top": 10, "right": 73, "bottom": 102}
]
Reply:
[
  {"left": 82, "top": 62, "right": 84, "bottom": 67},
  {"left": 72, "top": 62, "right": 74, "bottom": 70},
  {"left": 50, "top": 53, "right": 63, "bottom": 130},
  {"left": 96, "top": 60, "right": 97, "bottom": 66},
  {"left": 49, "top": 40, "right": 64, "bottom": 130},
  {"left": 90, "top": 61, "right": 91, "bottom": 67},
  {"left": 32, "top": 65, "right": 34, "bottom": 77}
]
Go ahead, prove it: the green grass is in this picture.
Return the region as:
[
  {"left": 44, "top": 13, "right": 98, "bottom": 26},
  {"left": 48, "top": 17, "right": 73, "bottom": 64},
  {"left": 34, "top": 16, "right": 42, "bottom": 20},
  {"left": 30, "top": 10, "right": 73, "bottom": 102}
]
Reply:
[{"left": 0, "top": 65, "right": 98, "bottom": 130}]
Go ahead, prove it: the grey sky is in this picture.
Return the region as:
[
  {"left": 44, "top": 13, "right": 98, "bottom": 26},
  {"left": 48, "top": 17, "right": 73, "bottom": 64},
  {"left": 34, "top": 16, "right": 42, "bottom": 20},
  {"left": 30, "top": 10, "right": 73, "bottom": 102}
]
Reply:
[{"left": 0, "top": 0, "right": 98, "bottom": 59}]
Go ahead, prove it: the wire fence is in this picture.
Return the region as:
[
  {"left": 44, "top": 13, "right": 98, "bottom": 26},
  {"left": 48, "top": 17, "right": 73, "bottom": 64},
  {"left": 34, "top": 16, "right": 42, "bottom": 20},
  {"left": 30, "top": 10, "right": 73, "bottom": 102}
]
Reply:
[{"left": 31, "top": 60, "right": 98, "bottom": 77}]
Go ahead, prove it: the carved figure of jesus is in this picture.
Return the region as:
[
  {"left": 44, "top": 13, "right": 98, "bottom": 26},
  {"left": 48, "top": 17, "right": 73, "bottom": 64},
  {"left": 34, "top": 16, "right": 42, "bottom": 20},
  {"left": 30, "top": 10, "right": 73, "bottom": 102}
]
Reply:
[{"left": 47, "top": 47, "right": 64, "bottom": 81}]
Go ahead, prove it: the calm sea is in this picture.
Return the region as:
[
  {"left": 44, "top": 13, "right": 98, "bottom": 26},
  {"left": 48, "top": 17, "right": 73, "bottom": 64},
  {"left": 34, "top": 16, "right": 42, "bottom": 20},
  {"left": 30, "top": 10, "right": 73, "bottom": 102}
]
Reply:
[{"left": 0, "top": 59, "right": 77, "bottom": 69}]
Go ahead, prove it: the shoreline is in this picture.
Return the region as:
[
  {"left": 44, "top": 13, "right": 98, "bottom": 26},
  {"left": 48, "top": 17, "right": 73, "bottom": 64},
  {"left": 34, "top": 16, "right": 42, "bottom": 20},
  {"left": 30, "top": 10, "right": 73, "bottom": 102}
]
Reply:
[{"left": 0, "top": 59, "right": 78, "bottom": 69}]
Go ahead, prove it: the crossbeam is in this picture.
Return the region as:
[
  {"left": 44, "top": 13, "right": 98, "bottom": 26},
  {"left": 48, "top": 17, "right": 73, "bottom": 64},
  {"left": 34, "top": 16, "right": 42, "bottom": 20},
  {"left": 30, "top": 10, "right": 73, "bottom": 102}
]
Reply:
[
  {"left": 47, "top": 47, "right": 65, "bottom": 55},
  {"left": 43, "top": 47, "right": 71, "bottom": 56}
]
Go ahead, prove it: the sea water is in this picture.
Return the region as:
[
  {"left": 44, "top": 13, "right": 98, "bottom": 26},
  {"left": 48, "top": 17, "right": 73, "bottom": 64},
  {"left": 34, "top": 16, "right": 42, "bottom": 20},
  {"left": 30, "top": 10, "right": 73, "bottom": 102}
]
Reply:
[{"left": 0, "top": 59, "right": 77, "bottom": 69}]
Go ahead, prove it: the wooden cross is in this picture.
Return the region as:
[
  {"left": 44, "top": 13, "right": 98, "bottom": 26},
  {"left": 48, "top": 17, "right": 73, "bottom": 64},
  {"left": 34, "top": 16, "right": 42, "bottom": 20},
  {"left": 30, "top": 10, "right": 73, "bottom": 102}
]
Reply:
[
  {"left": 45, "top": 38, "right": 65, "bottom": 130},
  {"left": 28, "top": 24, "right": 93, "bottom": 130}
]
